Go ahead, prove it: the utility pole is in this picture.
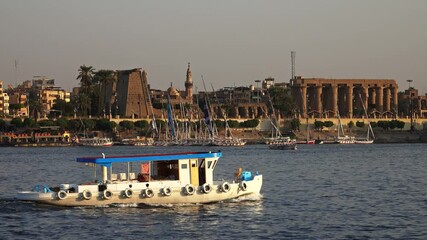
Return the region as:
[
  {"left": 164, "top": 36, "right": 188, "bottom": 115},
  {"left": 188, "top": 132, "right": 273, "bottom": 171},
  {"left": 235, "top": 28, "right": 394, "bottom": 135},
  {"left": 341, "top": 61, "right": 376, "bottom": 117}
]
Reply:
[{"left": 291, "top": 51, "right": 296, "bottom": 80}]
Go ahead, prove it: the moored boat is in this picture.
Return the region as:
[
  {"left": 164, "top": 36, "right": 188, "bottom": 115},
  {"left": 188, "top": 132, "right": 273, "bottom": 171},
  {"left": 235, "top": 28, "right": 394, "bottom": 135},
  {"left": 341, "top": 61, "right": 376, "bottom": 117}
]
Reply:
[
  {"left": 16, "top": 151, "right": 262, "bottom": 207},
  {"left": 296, "top": 139, "right": 315, "bottom": 144},
  {"left": 268, "top": 137, "right": 297, "bottom": 150},
  {"left": 335, "top": 135, "right": 356, "bottom": 144},
  {"left": 78, "top": 137, "right": 113, "bottom": 147}
]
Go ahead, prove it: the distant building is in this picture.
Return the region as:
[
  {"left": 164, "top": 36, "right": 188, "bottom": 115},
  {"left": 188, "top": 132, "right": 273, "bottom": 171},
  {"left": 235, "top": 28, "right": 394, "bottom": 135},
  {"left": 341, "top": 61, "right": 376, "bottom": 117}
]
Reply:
[
  {"left": 39, "top": 88, "right": 68, "bottom": 118},
  {"left": 291, "top": 77, "right": 399, "bottom": 118},
  {"left": 262, "top": 77, "right": 275, "bottom": 89},
  {"left": 0, "top": 80, "right": 4, "bottom": 117},
  {"left": 114, "top": 68, "right": 151, "bottom": 118},
  {"left": 2, "top": 93, "right": 9, "bottom": 117},
  {"left": 32, "top": 76, "right": 55, "bottom": 89},
  {"left": 402, "top": 88, "right": 427, "bottom": 118},
  {"left": 150, "top": 63, "right": 194, "bottom": 106},
  {"left": 8, "top": 93, "right": 28, "bottom": 117}
]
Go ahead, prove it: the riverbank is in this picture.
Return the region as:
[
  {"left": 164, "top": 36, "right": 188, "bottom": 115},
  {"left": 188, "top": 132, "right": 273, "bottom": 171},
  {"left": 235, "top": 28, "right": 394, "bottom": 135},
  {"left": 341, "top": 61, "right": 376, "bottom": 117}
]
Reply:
[{"left": 288, "top": 129, "right": 427, "bottom": 144}]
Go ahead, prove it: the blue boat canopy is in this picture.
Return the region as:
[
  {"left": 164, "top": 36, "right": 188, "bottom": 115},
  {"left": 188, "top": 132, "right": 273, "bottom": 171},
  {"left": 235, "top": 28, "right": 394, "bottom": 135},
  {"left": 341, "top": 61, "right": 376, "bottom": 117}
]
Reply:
[{"left": 76, "top": 151, "right": 222, "bottom": 167}]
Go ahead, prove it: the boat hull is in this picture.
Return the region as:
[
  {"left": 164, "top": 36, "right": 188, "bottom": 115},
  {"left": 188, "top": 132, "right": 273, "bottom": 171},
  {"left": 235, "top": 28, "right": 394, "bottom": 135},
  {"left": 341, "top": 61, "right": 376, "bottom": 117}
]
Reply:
[
  {"left": 354, "top": 140, "right": 374, "bottom": 144},
  {"left": 16, "top": 176, "right": 262, "bottom": 207},
  {"left": 268, "top": 143, "right": 297, "bottom": 150}
]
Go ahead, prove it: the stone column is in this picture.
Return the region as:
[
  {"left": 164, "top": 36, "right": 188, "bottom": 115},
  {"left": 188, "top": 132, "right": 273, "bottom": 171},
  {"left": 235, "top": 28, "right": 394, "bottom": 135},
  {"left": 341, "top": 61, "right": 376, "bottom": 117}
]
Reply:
[
  {"left": 384, "top": 88, "right": 391, "bottom": 112},
  {"left": 244, "top": 107, "right": 249, "bottom": 118},
  {"left": 370, "top": 88, "right": 376, "bottom": 105},
  {"left": 363, "top": 87, "right": 369, "bottom": 111},
  {"left": 332, "top": 85, "right": 338, "bottom": 115},
  {"left": 376, "top": 86, "right": 384, "bottom": 113},
  {"left": 347, "top": 85, "right": 353, "bottom": 118},
  {"left": 392, "top": 87, "right": 398, "bottom": 113},
  {"left": 301, "top": 86, "right": 307, "bottom": 118},
  {"left": 253, "top": 107, "right": 258, "bottom": 118},
  {"left": 316, "top": 85, "right": 322, "bottom": 115}
]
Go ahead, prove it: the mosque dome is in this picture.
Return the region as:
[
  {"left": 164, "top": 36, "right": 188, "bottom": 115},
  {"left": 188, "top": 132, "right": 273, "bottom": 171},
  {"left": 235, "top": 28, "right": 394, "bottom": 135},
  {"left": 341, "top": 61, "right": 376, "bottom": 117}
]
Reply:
[{"left": 167, "top": 86, "right": 180, "bottom": 97}]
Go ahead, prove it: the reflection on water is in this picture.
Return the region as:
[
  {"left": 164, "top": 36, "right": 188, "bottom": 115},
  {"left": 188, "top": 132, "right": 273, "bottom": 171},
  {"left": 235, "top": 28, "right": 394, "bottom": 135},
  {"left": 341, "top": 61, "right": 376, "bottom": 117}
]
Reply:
[{"left": 1, "top": 144, "right": 427, "bottom": 239}]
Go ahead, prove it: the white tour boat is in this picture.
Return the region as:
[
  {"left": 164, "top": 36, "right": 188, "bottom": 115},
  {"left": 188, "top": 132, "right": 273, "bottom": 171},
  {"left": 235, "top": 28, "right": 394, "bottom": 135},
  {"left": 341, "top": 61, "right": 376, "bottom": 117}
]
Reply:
[{"left": 16, "top": 151, "right": 262, "bottom": 207}]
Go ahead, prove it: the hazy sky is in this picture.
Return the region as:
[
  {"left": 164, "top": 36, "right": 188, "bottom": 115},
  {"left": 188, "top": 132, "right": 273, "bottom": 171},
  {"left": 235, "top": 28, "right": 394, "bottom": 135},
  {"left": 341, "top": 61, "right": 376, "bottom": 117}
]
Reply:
[{"left": 1, "top": 0, "right": 426, "bottom": 94}]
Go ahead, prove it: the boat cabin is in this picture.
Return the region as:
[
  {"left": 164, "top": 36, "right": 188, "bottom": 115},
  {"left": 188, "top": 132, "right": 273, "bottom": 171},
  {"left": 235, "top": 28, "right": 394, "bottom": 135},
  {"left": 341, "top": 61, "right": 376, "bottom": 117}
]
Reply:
[{"left": 76, "top": 151, "right": 221, "bottom": 187}]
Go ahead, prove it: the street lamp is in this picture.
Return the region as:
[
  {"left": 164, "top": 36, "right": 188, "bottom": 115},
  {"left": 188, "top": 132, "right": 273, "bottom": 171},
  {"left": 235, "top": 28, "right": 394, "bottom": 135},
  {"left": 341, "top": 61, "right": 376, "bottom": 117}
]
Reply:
[{"left": 407, "top": 79, "right": 414, "bottom": 132}]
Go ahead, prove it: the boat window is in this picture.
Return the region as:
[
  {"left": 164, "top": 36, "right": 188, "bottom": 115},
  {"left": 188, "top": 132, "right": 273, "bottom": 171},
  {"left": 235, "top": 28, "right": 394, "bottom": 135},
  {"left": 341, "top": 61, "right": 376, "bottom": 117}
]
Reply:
[
  {"left": 152, "top": 160, "right": 179, "bottom": 181},
  {"left": 181, "top": 163, "right": 188, "bottom": 169},
  {"left": 211, "top": 160, "right": 218, "bottom": 169},
  {"left": 207, "top": 161, "right": 212, "bottom": 169},
  {"left": 199, "top": 159, "right": 205, "bottom": 168}
]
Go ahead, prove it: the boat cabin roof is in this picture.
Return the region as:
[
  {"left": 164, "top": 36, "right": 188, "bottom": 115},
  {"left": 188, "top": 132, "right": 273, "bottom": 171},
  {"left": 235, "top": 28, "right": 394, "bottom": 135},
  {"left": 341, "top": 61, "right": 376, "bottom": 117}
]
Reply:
[{"left": 76, "top": 151, "right": 222, "bottom": 167}]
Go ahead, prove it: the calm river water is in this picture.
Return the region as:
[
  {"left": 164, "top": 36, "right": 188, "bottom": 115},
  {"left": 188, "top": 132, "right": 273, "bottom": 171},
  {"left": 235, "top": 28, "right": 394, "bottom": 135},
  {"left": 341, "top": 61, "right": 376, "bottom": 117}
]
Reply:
[{"left": 0, "top": 144, "right": 426, "bottom": 239}]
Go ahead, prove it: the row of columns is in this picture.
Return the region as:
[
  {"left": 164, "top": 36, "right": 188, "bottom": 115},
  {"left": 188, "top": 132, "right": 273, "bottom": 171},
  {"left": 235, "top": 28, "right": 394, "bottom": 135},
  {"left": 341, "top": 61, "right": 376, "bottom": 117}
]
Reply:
[{"left": 295, "top": 84, "right": 398, "bottom": 118}]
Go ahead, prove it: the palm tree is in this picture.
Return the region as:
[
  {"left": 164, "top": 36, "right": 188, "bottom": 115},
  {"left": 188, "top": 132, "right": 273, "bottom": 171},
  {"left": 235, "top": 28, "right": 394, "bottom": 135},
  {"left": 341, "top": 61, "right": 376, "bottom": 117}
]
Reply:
[
  {"left": 28, "top": 99, "right": 42, "bottom": 122},
  {"left": 93, "top": 70, "right": 116, "bottom": 117},
  {"left": 77, "top": 65, "right": 95, "bottom": 91},
  {"left": 76, "top": 65, "right": 95, "bottom": 117}
]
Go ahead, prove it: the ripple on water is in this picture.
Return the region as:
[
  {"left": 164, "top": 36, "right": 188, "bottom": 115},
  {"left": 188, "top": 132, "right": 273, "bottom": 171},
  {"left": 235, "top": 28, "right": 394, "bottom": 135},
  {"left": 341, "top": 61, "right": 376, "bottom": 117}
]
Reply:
[{"left": 0, "top": 144, "right": 427, "bottom": 239}]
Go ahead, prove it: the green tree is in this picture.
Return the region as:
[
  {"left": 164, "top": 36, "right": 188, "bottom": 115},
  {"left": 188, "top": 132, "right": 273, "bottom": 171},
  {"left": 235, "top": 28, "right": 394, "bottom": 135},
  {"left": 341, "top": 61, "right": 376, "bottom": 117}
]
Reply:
[
  {"left": 135, "top": 120, "right": 149, "bottom": 129},
  {"left": 227, "top": 120, "right": 239, "bottom": 128},
  {"left": 377, "top": 121, "right": 389, "bottom": 131},
  {"left": 76, "top": 65, "right": 95, "bottom": 116},
  {"left": 347, "top": 121, "right": 355, "bottom": 131},
  {"left": 23, "top": 117, "right": 37, "bottom": 128},
  {"left": 38, "top": 119, "right": 56, "bottom": 127},
  {"left": 0, "top": 119, "right": 6, "bottom": 131},
  {"left": 93, "top": 70, "right": 116, "bottom": 116},
  {"left": 290, "top": 118, "right": 300, "bottom": 131},
  {"left": 56, "top": 118, "right": 69, "bottom": 129},
  {"left": 68, "top": 119, "right": 83, "bottom": 132},
  {"left": 10, "top": 117, "right": 23, "bottom": 128},
  {"left": 389, "top": 120, "right": 398, "bottom": 130},
  {"left": 324, "top": 121, "right": 334, "bottom": 128},
  {"left": 396, "top": 120, "right": 405, "bottom": 131},
  {"left": 240, "top": 119, "right": 259, "bottom": 128},
  {"left": 314, "top": 120, "right": 324, "bottom": 131},
  {"left": 119, "top": 120, "right": 135, "bottom": 130},
  {"left": 96, "top": 119, "right": 116, "bottom": 132},
  {"left": 214, "top": 120, "right": 225, "bottom": 128},
  {"left": 9, "top": 104, "right": 23, "bottom": 116},
  {"left": 82, "top": 119, "right": 96, "bottom": 131},
  {"left": 356, "top": 121, "right": 365, "bottom": 128},
  {"left": 51, "top": 99, "right": 74, "bottom": 117},
  {"left": 267, "top": 87, "right": 296, "bottom": 117}
]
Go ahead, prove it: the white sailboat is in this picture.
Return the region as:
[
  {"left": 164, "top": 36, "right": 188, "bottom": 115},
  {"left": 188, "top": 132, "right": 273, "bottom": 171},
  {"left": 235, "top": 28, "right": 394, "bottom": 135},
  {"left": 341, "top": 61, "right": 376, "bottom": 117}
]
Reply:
[
  {"left": 205, "top": 79, "right": 245, "bottom": 147},
  {"left": 355, "top": 94, "right": 375, "bottom": 144},
  {"left": 335, "top": 108, "right": 355, "bottom": 144}
]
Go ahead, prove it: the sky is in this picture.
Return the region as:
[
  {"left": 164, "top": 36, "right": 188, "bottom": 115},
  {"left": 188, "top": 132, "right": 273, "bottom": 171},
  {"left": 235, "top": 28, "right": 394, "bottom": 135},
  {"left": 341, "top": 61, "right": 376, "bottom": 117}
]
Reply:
[{"left": 1, "top": 0, "right": 426, "bottom": 94}]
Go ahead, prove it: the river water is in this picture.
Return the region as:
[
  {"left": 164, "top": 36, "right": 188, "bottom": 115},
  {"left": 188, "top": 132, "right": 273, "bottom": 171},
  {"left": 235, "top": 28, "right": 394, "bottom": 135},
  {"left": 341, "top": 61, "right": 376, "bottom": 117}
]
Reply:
[{"left": 0, "top": 144, "right": 426, "bottom": 239}]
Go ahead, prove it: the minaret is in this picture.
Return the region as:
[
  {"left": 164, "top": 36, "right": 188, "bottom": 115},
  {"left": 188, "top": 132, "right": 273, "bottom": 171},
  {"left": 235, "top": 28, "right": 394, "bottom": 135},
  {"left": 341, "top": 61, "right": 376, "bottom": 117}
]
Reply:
[{"left": 185, "top": 62, "right": 193, "bottom": 102}]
